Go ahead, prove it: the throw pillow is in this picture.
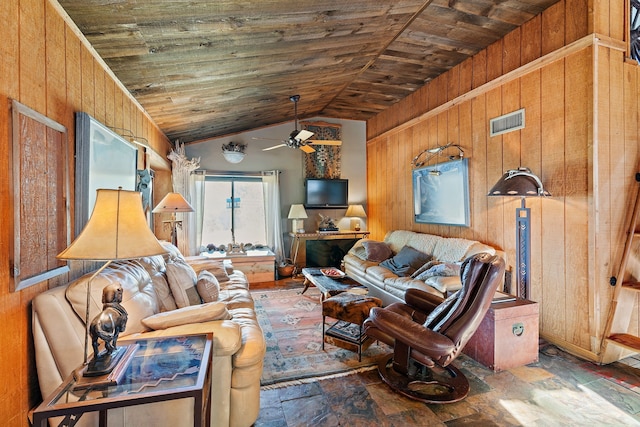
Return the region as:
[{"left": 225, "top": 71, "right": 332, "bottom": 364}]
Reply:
[
  {"left": 197, "top": 270, "right": 220, "bottom": 303},
  {"left": 414, "top": 262, "right": 461, "bottom": 281},
  {"left": 379, "top": 245, "right": 432, "bottom": 277},
  {"left": 188, "top": 258, "right": 232, "bottom": 282},
  {"left": 411, "top": 260, "right": 440, "bottom": 279},
  {"left": 141, "top": 301, "right": 232, "bottom": 330},
  {"left": 165, "top": 259, "right": 201, "bottom": 308},
  {"left": 361, "top": 240, "right": 393, "bottom": 262},
  {"left": 350, "top": 245, "right": 368, "bottom": 261}
]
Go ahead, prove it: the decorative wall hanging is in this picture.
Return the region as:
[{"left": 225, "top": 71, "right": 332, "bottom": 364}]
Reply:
[
  {"left": 10, "top": 100, "right": 70, "bottom": 291},
  {"left": 302, "top": 121, "right": 342, "bottom": 179},
  {"left": 412, "top": 158, "right": 470, "bottom": 227},
  {"left": 167, "top": 140, "right": 200, "bottom": 255},
  {"left": 75, "top": 112, "right": 138, "bottom": 235}
]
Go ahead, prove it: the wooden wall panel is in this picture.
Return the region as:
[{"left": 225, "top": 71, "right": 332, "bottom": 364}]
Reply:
[
  {"left": 565, "top": 0, "right": 589, "bottom": 43},
  {"left": 542, "top": 1, "right": 567, "bottom": 55},
  {"left": 623, "top": 62, "right": 640, "bottom": 335},
  {"left": 0, "top": 0, "right": 19, "bottom": 415},
  {"left": 564, "top": 50, "right": 591, "bottom": 348},
  {"left": 0, "top": 0, "right": 172, "bottom": 422},
  {"left": 522, "top": 15, "right": 543, "bottom": 64},
  {"left": 471, "top": 94, "right": 488, "bottom": 243},
  {"left": 520, "top": 70, "right": 544, "bottom": 306}
]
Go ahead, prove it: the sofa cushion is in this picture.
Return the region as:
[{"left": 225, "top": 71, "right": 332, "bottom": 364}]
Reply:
[
  {"left": 432, "top": 237, "right": 495, "bottom": 263},
  {"left": 361, "top": 240, "right": 393, "bottom": 262},
  {"left": 141, "top": 301, "right": 232, "bottom": 330},
  {"left": 187, "top": 257, "right": 234, "bottom": 279},
  {"left": 197, "top": 270, "right": 220, "bottom": 302},
  {"left": 385, "top": 230, "right": 442, "bottom": 255},
  {"left": 380, "top": 245, "right": 432, "bottom": 276},
  {"left": 134, "top": 256, "right": 177, "bottom": 312},
  {"left": 65, "top": 260, "right": 159, "bottom": 335},
  {"left": 165, "top": 259, "right": 201, "bottom": 308}
]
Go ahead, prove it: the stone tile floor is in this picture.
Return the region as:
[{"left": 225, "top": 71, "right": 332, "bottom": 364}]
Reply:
[{"left": 255, "top": 342, "right": 640, "bottom": 426}]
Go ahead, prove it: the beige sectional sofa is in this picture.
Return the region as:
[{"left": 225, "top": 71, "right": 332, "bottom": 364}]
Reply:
[
  {"left": 32, "top": 242, "right": 265, "bottom": 427},
  {"left": 344, "top": 230, "right": 500, "bottom": 306}
]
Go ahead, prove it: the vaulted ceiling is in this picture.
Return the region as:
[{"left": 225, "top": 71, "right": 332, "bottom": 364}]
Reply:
[{"left": 58, "top": 0, "right": 559, "bottom": 144}]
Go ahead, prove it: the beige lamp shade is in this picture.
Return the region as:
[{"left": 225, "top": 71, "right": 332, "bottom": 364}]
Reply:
[
  {"left": 58, "top": 189, "right": 167, "bottom": 261},
  {"left": 288, "top": 204, "right": 308, "bottom": 219},
  {"left": 152, "top": 192, "right": 195, "bottom": 213},
  {"left": 345, "top": 204, "right": 367, "bottom": 218},
  {"left": 288, "top": 204, "right": 307, "bottom": 233}
]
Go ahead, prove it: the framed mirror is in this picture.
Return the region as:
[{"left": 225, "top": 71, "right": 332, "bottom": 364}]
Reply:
[
  {"left": 75, "top": 112, "right": 138, "bottom": 235},
  {"left": 412, "top": 158, "right": 470, "bottom": 227}
]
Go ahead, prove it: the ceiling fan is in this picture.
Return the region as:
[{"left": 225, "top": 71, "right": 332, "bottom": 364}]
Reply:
[{"left": 257, "top": 95, "right": 342, "bottom": 153}]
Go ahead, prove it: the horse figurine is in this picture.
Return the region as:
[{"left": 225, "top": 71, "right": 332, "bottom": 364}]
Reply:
[{"left": 89, "top": 283, "right": 128, "bottom": 358}]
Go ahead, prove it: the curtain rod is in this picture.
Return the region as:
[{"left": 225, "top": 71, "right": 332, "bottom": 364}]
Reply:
[{"left": 193, "top": 170, "right": 281, "bottom": 178}]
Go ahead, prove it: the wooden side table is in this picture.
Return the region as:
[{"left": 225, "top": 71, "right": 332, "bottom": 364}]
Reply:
[
  {"left": 31, "top": 333, "right": 213, "bottom": 427},
  {"left": 463, "top": 299, "right": 539, "bottom": 371}
]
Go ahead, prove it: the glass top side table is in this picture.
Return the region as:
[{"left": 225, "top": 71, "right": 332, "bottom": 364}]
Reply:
[{"left": 32, "top": 333, "right": 213, "bottom": 427}]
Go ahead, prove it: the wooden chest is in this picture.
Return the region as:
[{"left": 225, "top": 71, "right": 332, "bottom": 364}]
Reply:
[{"left": 463, "top": 298, "right": 539, "bottom": 371}]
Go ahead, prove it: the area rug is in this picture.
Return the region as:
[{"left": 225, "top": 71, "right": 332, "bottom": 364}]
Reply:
[{"left": 252, "top": 286, "right": 390, "bottom": 387}]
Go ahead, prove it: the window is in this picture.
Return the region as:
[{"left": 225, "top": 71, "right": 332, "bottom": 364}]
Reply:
[
  {"left": 201, "top": 176, "right": 266, "bottom": 246},
  {"left": 631, "top": 0, "right": 640, "bottom": 62}
]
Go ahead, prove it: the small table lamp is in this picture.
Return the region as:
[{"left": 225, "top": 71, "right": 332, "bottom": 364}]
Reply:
[
  {"left": 345, "top": 204, "right": 367, "bottom": 231},
  {"left": 57, "top": 188, "right": 167, "bottom": 379},
  {"left": 288, "top": 204, "right": 308, "bottom": 233},
  {"left": 488, "top": 167, "right": 550, "bottom": 299},
  {"left": 152, "top": 192, "right": 195, "bottom": 247}
]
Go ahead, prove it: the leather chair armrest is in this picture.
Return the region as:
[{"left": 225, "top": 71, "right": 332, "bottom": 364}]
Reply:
[
  {"left": 404, "top": 288, "right": 444, "bottom": 313},
  {"left": 366, "top": 306, "right": 454, "bottom": 356}
]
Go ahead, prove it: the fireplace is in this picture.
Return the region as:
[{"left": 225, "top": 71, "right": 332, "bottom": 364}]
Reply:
[{"left": 305, "top": 239, "right": 358, "bottom": 268}]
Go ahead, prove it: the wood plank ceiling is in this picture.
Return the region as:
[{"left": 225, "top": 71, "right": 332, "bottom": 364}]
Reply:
[{"left": 58, "top": 0, "right": 560, "bottom": 144}]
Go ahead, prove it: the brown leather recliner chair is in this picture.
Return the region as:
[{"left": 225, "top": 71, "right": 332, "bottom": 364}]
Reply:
[{"left": 363, "top": 252, "right": 505, "bottom": 403}]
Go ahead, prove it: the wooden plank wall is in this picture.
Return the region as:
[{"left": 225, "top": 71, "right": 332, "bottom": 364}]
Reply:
[
  {"left": 366, "top": 0, "right": 635, "bottom": 361},
  {"left": 0, "top": 0, "right": 171, "bottom": 424}
]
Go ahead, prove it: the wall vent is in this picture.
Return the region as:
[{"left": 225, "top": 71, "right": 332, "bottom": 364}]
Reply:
[{"left": 490, "top": 108, "right": 525, "bottom": 137}]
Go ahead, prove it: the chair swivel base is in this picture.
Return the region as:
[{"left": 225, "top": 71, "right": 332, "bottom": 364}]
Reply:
[{"left": 377, "top": 354, "right": 470, "bottom": 404}]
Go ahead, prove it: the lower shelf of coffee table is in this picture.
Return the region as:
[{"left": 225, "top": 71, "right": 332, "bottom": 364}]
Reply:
[{"left": 324, "top": 321, "right": 374, "bottom": 353}]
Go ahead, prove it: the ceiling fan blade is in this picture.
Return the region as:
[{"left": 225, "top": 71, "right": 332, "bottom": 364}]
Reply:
[
  {"left": 252, "top": 136, "right": 284, "bottom": 142},
  {"left": 295, "top": 130, "right": 314, "bottom": 142},
  {"left": 308, "top": 139, "right": 342, "bottom": 146},
  {"left": 262, "top": 143, "right": 287, "bottom": 151},
  {"left": 299, "top": 145, "right": 316, "bottom": 153}
]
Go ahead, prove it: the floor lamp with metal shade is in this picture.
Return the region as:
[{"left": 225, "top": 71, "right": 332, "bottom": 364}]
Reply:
[
  {"left": 488, "top": 167, "right": 550, "bottom": 299},
  {"left": 57, "top": 188, "right": 168, "bottom": 381},
  {"left": 152, "top": 192, "right": 194, "bottom": 247}
]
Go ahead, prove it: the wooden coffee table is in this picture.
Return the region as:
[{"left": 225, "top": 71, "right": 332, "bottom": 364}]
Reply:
[{"left": 301, "top": 267, "right": 368, "bottom": 300}]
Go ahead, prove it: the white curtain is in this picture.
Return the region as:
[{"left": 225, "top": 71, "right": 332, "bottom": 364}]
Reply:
[
  {"left": 167, "top": 141, "right": 200, "bottom": 255},
  {"left": 262, "top": 170, "right": 285, "bottom": 264},
  {"left": 189, "top": 170, "right": 206, "bottom": 256}
]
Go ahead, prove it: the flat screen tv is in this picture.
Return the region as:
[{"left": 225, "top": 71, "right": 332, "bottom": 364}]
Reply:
[{"left": 304, "top": 178, "right": 348, "bottom": 208}]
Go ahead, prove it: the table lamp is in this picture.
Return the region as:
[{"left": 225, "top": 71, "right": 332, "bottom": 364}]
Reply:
[
  {"left": 288, "top": 204, "right": 308, "bottom": 233},
  {"left": 57, "top": 188, "right": 167, "bottom": 379},
  {"left": 152, "top": 192, "right": 194, "bottom": 247},
  {"left": 488, "top": 167, "right": 550, "bottom": 299},
  {"left": 345, "top": 204, "right": 367, "bottom": 231}
]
